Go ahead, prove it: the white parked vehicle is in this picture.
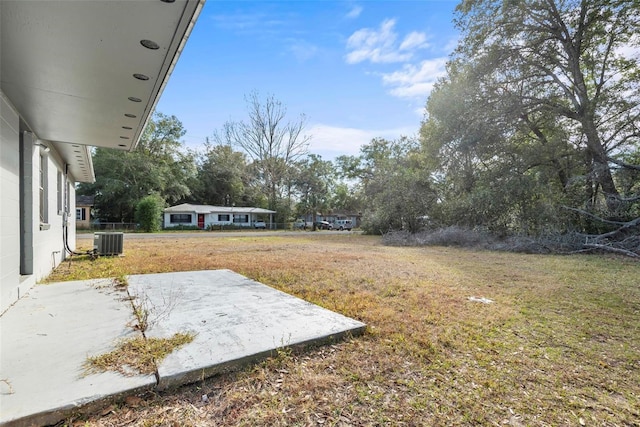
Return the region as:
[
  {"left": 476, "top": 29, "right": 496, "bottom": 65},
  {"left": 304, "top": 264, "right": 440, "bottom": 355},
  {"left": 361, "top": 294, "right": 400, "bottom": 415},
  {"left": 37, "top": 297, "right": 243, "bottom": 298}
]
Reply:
[{"left": 334, "top": 219, "right": 353, "bottom": 231}]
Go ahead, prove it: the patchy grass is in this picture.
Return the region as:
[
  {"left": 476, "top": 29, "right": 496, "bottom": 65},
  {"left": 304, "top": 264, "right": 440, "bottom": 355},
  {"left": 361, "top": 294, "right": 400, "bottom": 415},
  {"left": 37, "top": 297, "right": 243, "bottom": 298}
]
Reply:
[
  {"left": 85, "top": 333, "right": 195, "bottom": 376},
  {"left": 51, "top": 234, "right": 640, "bottom": 426}
]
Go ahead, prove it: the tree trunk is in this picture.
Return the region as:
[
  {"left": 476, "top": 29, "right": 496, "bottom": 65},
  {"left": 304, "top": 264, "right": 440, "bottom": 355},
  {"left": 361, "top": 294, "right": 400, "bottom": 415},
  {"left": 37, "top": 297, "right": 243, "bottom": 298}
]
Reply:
[{"left": 581, "top": 119, "right": 620, "bottom": 212}]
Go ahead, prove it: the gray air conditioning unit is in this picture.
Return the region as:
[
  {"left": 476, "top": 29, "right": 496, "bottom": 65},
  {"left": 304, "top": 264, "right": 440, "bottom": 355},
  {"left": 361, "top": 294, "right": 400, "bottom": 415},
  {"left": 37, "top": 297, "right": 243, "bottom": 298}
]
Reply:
[{"left": 94, "top": 232, "right": 124, "bottom": 256}]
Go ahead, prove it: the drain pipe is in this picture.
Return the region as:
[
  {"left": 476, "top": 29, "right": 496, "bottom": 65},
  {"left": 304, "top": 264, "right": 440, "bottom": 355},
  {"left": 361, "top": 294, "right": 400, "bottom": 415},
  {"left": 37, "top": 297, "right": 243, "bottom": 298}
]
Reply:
[{"left": 62, "top": 211, "right": 95, "bottom": 257}]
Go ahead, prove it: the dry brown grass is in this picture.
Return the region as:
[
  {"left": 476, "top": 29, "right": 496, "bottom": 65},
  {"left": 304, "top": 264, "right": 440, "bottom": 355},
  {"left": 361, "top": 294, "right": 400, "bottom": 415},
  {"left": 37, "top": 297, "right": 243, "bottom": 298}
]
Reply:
[{"left": 51, "top": 233, "right": 640, "bottom": 426}]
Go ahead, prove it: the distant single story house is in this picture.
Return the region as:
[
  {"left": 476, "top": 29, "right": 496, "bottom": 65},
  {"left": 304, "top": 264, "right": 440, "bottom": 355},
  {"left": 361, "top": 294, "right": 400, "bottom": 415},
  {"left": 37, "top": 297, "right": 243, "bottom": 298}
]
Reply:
[
  {"left": 0, "top": 0, "right": 203, "bottom": 314},
  {"left": 75, "top": 196, "right": 94, "bottom": 230},
  {"left": 164, "top": 204, "right": 276, "bottom": 229},
  {"left": 301, "top": 211, "right": 362, "bottom": 228}
]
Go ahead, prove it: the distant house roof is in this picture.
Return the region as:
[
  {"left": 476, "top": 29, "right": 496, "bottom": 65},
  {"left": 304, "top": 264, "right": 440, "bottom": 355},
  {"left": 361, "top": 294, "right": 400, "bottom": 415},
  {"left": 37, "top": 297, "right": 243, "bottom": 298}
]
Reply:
[
  {"left": 164, "top": 203, "right": 276, "bottom": 215},
  {"left": 76, "top": 195, "right": 95, "bottom": 206}
]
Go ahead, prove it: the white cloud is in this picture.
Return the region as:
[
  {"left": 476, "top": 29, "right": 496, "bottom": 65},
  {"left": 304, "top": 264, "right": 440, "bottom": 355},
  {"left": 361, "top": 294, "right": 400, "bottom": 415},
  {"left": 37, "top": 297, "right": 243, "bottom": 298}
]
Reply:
[
  {"left": 345, "top": 19, "right": 427, "bottom": 64},
  {"left": 346, "top": 5, "right": 363, "bottom": 19},
  {"left": 210, "top": 13, "right": 286, "bottom": 33},
  {"left": 288, "top": 40, "right": 319, "bottom": 61},
  {"left": 381, "top": 57, "right": 448, "bottom": 99},
  {"left": 344, "top": 19, "right": 454, "bottom": 103},
  {"left": 308, "top": 123, "right": 417, "bottom": 158},
  {"left": 399, "top": 32, "right": 429, "bottom": 51}
]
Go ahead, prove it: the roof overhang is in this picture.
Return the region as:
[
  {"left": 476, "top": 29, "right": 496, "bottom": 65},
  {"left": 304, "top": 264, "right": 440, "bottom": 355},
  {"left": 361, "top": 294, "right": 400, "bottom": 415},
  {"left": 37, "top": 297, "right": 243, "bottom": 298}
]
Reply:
[
  {"left": 164, "top": 204, "right": 277, "bottom": 214},
  {"left": 1, "top": 0, "right": 204, "bottom": 182}
]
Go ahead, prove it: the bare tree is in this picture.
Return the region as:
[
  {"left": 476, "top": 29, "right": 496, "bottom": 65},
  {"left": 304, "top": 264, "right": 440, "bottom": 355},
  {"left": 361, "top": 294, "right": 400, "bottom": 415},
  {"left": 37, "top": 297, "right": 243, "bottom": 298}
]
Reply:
[{"left": 215, "top": 92, "right": 310, "bottom": 211}]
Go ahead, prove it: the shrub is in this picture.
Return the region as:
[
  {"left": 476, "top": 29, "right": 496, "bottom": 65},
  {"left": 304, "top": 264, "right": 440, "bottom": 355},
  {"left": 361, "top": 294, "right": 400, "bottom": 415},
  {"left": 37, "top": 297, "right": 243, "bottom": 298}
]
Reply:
[
  {"left": 165, "top": 225, "right": 201, "bottom": 231},
  {"left": 381, "top": 227, "right": 616, "bottom": 255},
  {"left": 135, "top": 195, "right": 163, "bottom": 233},
  {"left": 383, "top": 226, "right": 493, "bottom": 247}
]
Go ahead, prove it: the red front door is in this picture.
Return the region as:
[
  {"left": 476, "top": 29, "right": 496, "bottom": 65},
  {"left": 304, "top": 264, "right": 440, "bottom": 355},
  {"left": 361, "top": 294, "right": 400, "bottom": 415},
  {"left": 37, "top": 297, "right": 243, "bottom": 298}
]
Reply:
[{"left": 198, "top": 214, "right": 205, "bottom": 229}]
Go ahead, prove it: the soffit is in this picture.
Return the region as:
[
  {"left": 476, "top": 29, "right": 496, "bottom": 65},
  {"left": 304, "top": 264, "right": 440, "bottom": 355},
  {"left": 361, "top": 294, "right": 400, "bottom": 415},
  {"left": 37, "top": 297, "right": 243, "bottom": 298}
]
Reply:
[{"left": 0, "top": 0, "right": 203, "bottom": 154}]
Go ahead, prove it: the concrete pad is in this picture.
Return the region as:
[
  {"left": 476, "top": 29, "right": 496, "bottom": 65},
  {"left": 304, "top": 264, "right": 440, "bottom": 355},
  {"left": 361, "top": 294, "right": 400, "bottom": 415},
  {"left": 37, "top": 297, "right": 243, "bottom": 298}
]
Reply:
[
  {"left": 0, "top": 279, "right": 155, "bottom": 427},
  {"left": 0, "top": 270, "right": 366, "bottom": 426},
  {"left": 126, "top": 270, "right": 366, "bottom": 389}
]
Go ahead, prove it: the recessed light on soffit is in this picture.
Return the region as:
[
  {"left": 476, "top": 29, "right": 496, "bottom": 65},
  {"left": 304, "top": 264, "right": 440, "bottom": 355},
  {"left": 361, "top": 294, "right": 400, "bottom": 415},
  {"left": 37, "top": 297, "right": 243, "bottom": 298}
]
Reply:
[
  {"left": 122, "top": 126, "right": 133, "bottom": 130},
  {"left": 120, "top": 136, "right": 130, "bottom": 139},
  {"left": 133, "top": 73, "right": 150, "bottom": 81},
  {"left": 128, "top": 97, "right": 142, "bottom": 103},
  {"left": 140, "top": 39, "right": 159, "bottom": 50},
  {"left": 125, "top": 113, "right": 136, "bottom": 118},
  {"left": 118, "top": 144, "right": 127, "bottom": 147}
]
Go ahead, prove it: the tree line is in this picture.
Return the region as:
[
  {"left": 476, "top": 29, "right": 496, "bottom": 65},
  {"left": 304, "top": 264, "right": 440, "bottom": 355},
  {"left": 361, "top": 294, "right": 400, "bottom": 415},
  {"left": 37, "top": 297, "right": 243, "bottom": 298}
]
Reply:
[
  {"left": 416, "top": 0, "right": 639, "bottom": 255},
  {"left": 80, "top": 0, "right": 639, "bottom": 254},
  {"left": 78, "top": 99, "right": 363, "bottom": 230}
]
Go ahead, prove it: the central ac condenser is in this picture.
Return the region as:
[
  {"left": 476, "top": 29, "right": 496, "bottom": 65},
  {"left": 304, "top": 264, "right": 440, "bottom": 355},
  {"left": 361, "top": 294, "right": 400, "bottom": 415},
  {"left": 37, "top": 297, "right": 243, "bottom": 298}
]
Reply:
[{"left": 94, "top": 232, "right": 124, "bottom": 256}]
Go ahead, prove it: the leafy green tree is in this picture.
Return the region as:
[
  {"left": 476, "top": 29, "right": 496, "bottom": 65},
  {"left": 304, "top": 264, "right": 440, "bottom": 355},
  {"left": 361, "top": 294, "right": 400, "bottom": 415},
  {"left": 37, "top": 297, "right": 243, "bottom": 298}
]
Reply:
[
  {"left": 332, "top": 155, "right": 366, "bottom": 214},
  {"left": 452, "top": 0, "right": 640, "bottom": 215},
  {"left": 331, "top": 182, "right": 363, "bottom": 214},
  {"left": 419, "top": 0, "right": 640, "bottom": 242},
  {"left": 192, "top": 142, "right": 249, "bottom": 206},
  {"left": 293, "top": 154, "right": 336, "bottom": 229},
  {"left": 421, "top": 63, "right": 579, "bottom": 234},
  {"left": 352, "top": 137, "right": 435, "bottom": 234},
  {"left": 78, "top": 113, "right": 195, "bottom": 222},
  {"left": 135, "top": 194, "right": 163, "bottom": 232}
]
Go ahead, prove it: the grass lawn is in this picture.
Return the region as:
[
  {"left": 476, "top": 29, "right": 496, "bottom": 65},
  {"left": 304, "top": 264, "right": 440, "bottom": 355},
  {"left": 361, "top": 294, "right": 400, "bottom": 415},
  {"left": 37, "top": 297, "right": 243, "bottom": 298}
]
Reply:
[{"left": 50, "top": 234, "right": 640, "bottom": 426}]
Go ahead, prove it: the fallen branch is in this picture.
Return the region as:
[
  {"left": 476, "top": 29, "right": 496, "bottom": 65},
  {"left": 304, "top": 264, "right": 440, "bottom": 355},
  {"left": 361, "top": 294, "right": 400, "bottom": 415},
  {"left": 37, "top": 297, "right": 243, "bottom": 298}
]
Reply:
[
  {"left": 561, "top": 206, "right": 628, "bottom": 226},
  {"left": 582, "top": 243, "right": 640, "bottom": 258}
]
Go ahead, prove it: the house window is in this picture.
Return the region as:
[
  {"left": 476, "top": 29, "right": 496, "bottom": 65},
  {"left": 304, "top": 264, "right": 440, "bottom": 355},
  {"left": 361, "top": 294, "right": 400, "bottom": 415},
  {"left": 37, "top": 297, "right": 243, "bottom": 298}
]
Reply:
[
  {"left": 76, "top": 208, "right": 86, "bottom": 221},
  {"left": 233, "top": 214, "right": 249, "bottom": 223},
  {"left": 170, "top": 214, "right": 192, "bottom": 224},
  {"left": 218, "top": 214, "right": 230, "bottom": 221},
  {"left": 39, "top": 154, "right": 48, "bottom": 224}
]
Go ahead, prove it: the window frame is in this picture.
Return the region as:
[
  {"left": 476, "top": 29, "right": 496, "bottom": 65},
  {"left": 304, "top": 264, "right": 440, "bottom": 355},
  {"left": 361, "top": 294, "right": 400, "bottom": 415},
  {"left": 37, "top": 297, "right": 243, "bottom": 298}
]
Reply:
[
  {"left": 169, "top": 213, "right": 192, "bottom": 224},
  {"left": 76, "top": 208, "right": 86, "bottom": 221},
  {"left": 233, "top": 214, "right": 249, "bottom": 223}
]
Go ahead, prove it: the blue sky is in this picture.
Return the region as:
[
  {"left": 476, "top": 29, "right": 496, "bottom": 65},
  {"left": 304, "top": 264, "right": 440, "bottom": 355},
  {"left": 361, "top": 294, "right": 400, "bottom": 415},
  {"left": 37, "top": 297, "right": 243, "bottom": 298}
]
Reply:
[{"left": 156, "top": 0, "right": 460, "bottom": 159}]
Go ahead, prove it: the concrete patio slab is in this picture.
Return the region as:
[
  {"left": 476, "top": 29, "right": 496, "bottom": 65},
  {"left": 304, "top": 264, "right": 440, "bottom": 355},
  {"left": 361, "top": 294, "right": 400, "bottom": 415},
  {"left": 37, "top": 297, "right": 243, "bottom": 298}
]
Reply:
[
  {"left": 0, "top": 279, "right": 155, "bottom": 427},
  {"left": 0, "top": 270, "right": 366, "bottom": 426},
  {"left": 127, "top": 270, "right": 366, "bottom": 389}
]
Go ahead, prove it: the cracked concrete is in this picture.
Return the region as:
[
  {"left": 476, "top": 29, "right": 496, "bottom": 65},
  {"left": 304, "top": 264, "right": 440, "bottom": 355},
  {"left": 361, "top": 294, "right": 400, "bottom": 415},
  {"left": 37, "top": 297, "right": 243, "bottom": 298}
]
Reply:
[{"left": 0, "top": 270, "right": 365, "bottom": 426}]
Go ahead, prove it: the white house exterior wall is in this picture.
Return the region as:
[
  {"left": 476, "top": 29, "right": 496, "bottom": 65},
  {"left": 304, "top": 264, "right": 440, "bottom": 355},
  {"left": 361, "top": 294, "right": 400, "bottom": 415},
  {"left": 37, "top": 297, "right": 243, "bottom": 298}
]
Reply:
[
  {"left": 2, "top": 1, "right": 203, "bottom": 314},
  {"left": 0, "top": 93, "right": 24, "bottom": 313},
  {"left": 32, "top": 146, "right": 74, "bottom": 281},
  {"left": 205, "top": 214, "right": 252, "bottom": 228},
  {"left": 163, "top": 212, "right": 260, "bottom": 229},
  {"left": 1, "top": 91, "right": 77, "bottom": 314}
]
